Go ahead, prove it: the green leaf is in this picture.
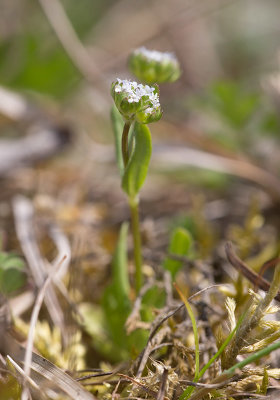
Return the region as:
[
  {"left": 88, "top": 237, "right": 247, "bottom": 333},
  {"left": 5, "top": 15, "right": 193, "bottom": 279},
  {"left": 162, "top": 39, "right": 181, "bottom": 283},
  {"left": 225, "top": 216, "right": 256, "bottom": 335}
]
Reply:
[
  {"left": 111, "top": 105, "right": 125, "bottom": 176},
  {"left": 122, "top": 122, "right": 152, "bottom": 198},
  {"left": 103, "top": 222, "right": 130, "bottom": 317},
  {"left": 163, "top": 227, "right": 192, "bottom": 279},
  {"left": 79, "top": 303, "right": 127, "bottom": 362},
  {"left": 101, "top": 222, "right": 132, "bottom": 358},
  {"left": 81, "top": 223, "right": 152, "bottom": 361},
  {"left": 0, "top": 252, "right": 26, "bottom": 295}
]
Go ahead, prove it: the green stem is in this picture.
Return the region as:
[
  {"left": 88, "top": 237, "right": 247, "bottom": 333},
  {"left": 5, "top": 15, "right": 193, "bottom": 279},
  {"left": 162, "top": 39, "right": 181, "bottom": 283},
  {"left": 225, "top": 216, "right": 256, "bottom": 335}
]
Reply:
[
  {"left": 122, "top": 122, "right": 131, "bottom": 167},
  {"left": 129, "top": 197, "right": 143, "bottom": 294}
]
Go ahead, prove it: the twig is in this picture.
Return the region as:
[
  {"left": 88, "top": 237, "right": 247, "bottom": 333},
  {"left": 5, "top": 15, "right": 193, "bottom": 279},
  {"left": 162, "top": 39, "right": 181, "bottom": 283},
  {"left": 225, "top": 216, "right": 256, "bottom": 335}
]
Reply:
[
  {"left": 111, "top": 378, "right": 122, "bottom": 400},
  {"left": 135, "top": 326, "right": 170, "bottom": 379},
  {"left": 77, "top": 372, "right": 113, "bottom": 382},
  {"left": 117, "top": 373, "right": 158, "bottom": 398},
  {"left": 156, "top": 367, "right": 168, "bottom": 400},
  {"left": 225, "top": 242, "right": 280, "bottom": 302}
]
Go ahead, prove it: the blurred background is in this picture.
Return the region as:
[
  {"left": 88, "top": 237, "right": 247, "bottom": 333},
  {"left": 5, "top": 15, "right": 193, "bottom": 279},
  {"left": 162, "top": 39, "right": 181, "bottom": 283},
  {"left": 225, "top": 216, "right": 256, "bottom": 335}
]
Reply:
[
  {"left": 1, "top": 0, "right": 280, "bottom": 132},
  {"left": 1, "top": 0, "right": 280, "bottom": 227}
]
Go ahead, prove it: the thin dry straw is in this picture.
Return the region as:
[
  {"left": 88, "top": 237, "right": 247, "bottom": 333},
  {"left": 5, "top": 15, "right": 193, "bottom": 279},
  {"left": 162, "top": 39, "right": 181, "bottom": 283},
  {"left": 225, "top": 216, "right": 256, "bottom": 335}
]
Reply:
[{"left": 21, "top": 255, "right": 67, "bottom": 400}]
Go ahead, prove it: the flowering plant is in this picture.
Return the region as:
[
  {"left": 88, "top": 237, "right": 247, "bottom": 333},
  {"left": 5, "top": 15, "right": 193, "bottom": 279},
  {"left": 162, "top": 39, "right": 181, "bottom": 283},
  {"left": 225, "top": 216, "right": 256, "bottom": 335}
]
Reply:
[{"left": 110, "top": 48, "right": 180, "bottom": 294}]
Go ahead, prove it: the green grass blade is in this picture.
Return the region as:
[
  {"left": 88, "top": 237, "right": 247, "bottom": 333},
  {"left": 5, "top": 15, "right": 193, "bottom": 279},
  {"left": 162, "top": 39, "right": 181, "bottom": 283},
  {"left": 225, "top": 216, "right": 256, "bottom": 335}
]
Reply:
[
  {"left": 225, "top": 340, "right": 280, "bottom": 376},
  {"left": 178, "top": 303, "right": 246, "bottom": 400},
  {"left": 197, "top": 310, "right": 246, "bottom": 380}
]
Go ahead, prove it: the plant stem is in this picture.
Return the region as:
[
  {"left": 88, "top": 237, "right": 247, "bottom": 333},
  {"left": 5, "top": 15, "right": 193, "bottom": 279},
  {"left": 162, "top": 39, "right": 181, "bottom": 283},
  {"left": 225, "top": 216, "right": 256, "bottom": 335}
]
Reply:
[
  {"left": 129, "top": 197, "right": 142, "bottom": 294},
  {"left": 122, "top": 121, "right": 131, "bottom": 167},
  {"left": 121, "top": 122, "right": 143, "bottom": 294}
]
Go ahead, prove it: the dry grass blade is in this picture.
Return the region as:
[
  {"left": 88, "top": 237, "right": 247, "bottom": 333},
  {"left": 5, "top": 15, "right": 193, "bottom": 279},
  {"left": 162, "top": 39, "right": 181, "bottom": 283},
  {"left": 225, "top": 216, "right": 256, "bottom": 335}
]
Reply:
[
  {"left": 48, "top": 224, "right": 71, "bottom": 280},
  {"left": 23, "top": 255, "right": 67, "bottom": 388},
  {"left": 126, "top": 280, "right": 159, "bottom": 334},
  {"left": 156, "top": 367, "right": 168, "bottom": 400},
  {"left": 135, "top": 326, "right": 171, "bottom": 379},
  {"left": 2, "top": 335, "right": 96, "bottom": 400},
  {"left": 12, "top": 196, "right": 66, "bottom": 338},
  {"left": 117, "top": 373, "right": 158, "bottom": 398},
  {"left": 7, "top": 356, "right": 40, "bottom": 392}
]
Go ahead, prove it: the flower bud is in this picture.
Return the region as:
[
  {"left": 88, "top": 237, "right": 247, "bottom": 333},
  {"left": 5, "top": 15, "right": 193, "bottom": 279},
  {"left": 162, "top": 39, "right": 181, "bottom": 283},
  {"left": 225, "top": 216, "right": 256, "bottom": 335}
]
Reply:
[
  {"left": 111, "top": 79, "right": 162, "bottom": 124},
  {"left": 129, "top": 47, "right": 181, "bottom": 84}
]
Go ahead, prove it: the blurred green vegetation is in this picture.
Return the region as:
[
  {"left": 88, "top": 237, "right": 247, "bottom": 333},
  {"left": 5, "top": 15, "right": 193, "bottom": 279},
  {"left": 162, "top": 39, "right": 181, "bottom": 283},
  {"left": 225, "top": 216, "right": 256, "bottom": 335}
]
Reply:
[
  {"left": 0, "top": 0, "right": 109, "bottom": 98},
  {"left": 188, "top": 80, "right": 280, "bottom": 154}
]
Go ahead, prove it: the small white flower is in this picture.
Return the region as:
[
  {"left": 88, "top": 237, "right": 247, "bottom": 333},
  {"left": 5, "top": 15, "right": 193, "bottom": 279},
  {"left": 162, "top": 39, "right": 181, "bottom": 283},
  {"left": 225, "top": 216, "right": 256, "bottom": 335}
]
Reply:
[
  {"left": 113, "top": 79, "right": 160, "bottom": 114},
  {"left": 111, "top": 78, "right": 162, "bottom": 123},
  {"left": 133, "top": 47, "right": 177, "bottom": 65},
  {"left": 129, "top": 47, "right": 181, "bottom": 84}
]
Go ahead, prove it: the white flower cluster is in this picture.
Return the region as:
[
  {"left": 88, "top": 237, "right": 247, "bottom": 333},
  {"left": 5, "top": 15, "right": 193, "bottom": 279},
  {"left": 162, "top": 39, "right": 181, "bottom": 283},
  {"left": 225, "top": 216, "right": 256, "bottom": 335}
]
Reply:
[
  {"left": 114, "top": 79, "right": 160, "bottom": 113},
  {"left": 133, "top": 47, "right": 177, "bottom": 64}
]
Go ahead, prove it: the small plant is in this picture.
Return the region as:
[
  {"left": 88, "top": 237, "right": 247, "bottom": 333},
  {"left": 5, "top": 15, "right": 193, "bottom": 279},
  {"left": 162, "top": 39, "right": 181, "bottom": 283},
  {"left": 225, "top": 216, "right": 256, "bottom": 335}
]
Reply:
[
  {"left": 111, "top": 48, "right": 181, "bottom": 294},
  {"left": 81, "top": 48, "right": 183, "bottom": 363},
  {"left": 111, "top": 79, "right": 162, "bottom": 294}
]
